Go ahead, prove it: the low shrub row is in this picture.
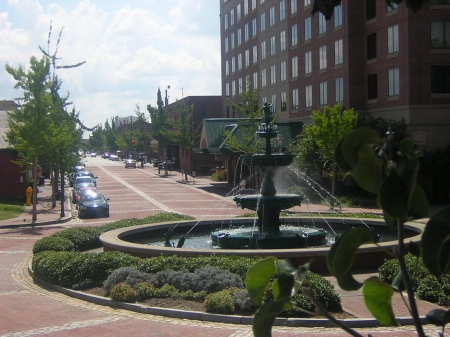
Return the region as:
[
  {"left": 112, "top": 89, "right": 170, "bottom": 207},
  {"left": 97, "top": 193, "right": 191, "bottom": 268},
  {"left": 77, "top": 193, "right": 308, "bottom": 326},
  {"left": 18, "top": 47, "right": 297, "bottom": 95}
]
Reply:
[{"left": 379, "top": 254, "right": 450, "bottom": 306}]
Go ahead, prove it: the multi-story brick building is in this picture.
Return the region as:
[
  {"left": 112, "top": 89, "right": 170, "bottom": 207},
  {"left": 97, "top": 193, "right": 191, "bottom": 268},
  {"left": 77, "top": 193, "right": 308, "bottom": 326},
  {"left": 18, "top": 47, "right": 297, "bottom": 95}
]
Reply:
[{"left": 220, "top": 0, "right": 450, "bottom": 150}]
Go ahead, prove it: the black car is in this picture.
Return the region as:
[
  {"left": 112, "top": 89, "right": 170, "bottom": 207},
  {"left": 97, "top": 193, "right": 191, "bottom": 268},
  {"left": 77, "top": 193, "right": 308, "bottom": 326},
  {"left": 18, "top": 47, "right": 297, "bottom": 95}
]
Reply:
[
  {"left": 72, "top": 185, "right": 97, "bottom": 205},
  {"left": 78, "top": 192, "right": 110, "bottom": 219}
]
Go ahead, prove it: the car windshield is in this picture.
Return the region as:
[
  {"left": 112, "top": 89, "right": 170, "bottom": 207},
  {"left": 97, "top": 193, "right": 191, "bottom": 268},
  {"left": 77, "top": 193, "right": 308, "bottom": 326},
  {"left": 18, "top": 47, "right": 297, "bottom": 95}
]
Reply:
[
  {"left": 75, "top": 177, "right": 93, "bottom": 184},
  {"left": 81, "top": 194, "right": 104, "bottom": 202}
]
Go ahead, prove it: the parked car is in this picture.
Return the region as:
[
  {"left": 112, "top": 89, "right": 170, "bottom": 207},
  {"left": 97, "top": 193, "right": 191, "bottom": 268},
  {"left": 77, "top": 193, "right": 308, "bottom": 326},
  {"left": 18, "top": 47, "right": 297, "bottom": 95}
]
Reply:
[
  {"left": 125, "top": 159, "right": 137, "bottom": 168},
  {"left": 70, "top": 170, "right": 97, "bottom": 187},
  {"left": 90, "top": 152, "right": 97, "bottom": 157},
  {"left": 72, "top": 181, "right": 96, "bottom": 202},
  {"left": 78, "top": 192, "right": 110, "bottom": 218},
  {"left": 102, "top": 152, "right": 110, "bottom": 159},
  {"left": 109, "top": 154, "right": 119, "bottom": 161},
  {"left": 74, "top": 174, "right": 97, "bottom": 187}
]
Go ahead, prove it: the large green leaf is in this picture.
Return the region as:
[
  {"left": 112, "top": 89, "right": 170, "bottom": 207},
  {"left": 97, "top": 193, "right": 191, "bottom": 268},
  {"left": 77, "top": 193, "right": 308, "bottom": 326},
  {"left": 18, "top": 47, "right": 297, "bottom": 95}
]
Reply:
[
  {"left": 341, "top": 127, "right": 383, "bottom": 168},
  {"left": 352, "top": 145, "right": 383, "bottom": 194},
  {"left": 379, "top": 169, "right": 409, "bottom": 219},
  {"left": 398, "top": 138, "right": 416, "bottom": 157},
  {"left": 327, "top": 228, "right": 376, "bottom": 291},
  {"left": 335, "top": 137, "right": 352, "bottom": 171},
  {"left": 245, "top": 257, "right": 277, "bottom": 305},
  {"left": 363, "top": 276, "right": 399, "bottom": 326},
  {"left": 272, "top": 260, "right": 309, "bottom": 302},
  {"left": 253, "top": 300, "right": 293, "bottom": 337},
  {"left": 422, "top": 207, "right": 450, "bottom": 278},
  {"left": 408, "top": 184, "right": 429, "bottom": 219}
]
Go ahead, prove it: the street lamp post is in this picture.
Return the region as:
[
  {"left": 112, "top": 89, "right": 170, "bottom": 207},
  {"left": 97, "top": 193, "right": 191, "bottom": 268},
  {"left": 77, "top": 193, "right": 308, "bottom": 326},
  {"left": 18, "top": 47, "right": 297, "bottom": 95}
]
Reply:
[{"left": 386, "top": 126, "right": 395, "bottom": 166}]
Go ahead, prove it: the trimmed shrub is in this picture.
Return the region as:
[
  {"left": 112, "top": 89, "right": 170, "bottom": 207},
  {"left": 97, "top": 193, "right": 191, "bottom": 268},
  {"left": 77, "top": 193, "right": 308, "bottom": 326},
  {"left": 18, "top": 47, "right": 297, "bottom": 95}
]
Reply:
[
  {"left": 32, "top": 236, "right": 75, "bottom": 254},
  {"left": 180, "top": 290, "right": 207, "bottom": 302},
  {"left": 110, "top": 283, "right": 137, "bottom": 303},
  {"left": 153, "top": 284, "right": 180, "bottom": 298},
  {"left": 233, "top": 288, "right": 257, "bottom": 312},
  {"left": 204, "top": 288, "right": 237, "bottom": 314},
  {"left": 416, "top": 274, "right": 450, "bottom": 307},
  {"left": 52, "top": 227, "right": 102, "bottom": 251},
  {"left": 104, "top": 267, "right": 152, "bottom": 294},
  {"left": 32, "top": 251, "right": 140, "bottom": 289},
  {"left": 134, "top": 282, "right": 156, "bottom": 301}
]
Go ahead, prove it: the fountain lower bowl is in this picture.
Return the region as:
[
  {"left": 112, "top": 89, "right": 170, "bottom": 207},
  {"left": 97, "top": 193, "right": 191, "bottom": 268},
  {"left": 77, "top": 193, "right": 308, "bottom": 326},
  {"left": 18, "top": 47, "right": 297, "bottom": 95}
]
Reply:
[{"left": 99, "top": 218, "right": 423, "bottom": 273}]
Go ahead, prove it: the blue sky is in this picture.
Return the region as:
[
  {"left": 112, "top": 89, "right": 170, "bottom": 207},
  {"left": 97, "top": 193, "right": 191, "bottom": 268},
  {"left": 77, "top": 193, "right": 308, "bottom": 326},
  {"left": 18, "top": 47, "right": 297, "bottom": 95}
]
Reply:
[{"left": 0, "top": 0, "right": 221, "bottom": 134}]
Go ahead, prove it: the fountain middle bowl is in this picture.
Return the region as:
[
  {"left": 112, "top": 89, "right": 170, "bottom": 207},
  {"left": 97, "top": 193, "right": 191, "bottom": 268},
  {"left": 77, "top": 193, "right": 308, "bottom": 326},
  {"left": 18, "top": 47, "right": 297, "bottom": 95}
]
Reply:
[{"left": 99, "top": 217, "right": 423, "bottom": 273}]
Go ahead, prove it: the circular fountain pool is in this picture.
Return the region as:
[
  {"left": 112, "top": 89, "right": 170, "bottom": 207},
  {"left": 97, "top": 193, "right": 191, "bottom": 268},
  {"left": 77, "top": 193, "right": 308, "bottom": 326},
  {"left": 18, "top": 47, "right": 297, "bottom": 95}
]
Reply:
[{"left": 99, "top": 217, "right": 423, "bottom": 273}]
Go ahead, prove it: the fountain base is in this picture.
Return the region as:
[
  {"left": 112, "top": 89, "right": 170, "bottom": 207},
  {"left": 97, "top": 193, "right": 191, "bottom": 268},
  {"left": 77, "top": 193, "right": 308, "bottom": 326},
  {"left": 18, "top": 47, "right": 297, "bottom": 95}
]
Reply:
[{"left": 211, "top": 229, "right": 328, "bottom": 249}]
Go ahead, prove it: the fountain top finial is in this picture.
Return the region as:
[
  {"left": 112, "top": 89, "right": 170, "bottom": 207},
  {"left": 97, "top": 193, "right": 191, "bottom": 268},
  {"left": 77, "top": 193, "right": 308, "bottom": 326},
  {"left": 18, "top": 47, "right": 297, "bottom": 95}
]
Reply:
[{"left": 262, "top": 102, "right": 273, "bottom": 126}]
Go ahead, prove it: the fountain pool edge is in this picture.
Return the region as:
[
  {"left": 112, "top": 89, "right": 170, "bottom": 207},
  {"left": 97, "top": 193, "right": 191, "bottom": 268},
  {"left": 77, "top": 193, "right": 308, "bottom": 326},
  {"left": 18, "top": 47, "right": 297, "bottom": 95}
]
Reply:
[{"left": 99, "top": 218, "right": 423, "bottom": 273}]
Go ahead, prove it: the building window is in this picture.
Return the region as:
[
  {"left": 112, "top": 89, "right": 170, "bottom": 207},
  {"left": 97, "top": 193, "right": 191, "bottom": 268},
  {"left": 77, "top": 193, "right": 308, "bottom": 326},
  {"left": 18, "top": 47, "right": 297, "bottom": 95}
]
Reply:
[
  {"left": 304, "top": 0, "right": 311, "bottom": 6},
  {"left": 368, "top": 73, "right": 378, "bottom": 100},
  {"left": 261, "top": 41, "right": 266, "bottom": 59},
  {"left": 319, "top": 45, "right": 327, "bottom": 70},
  {"left": 237, "top": 4, "right": 241, "bottom": 21},
  {"left": 431, "top": 21, "right": 450, "bottom": 49},
  {"left": 238, "top": 78, "right": 243, "bottom": 94},
  {"left": 318, "top": 13, "right": 327, "bottom": 34},
  {"left": 280, "top": 0, "right": 286, "bottom": 20},
  {"left": 335, "top": 39, "right": 343, "bottom": 65},
  {"left": 245, "top": 49, "right": 250, "bottom": 67},
  {"left": 253, "top": 45, "right": 258, "bottom": 63},
  {"left": 431, "top": 66, "right": 450, "bottom": 93},
  {"left": 304, "top": 51, "right": 311, "bottom": 74},
  {"left": 253, "top": 72, "right": 258, "bottom": 89},
  {"left": 388, "top": 25, "right": 399, "bottom": 54},
  {"left": 280, "top": 31, "right": 286, "bottom": 51},
  {"left": 281, "top": 91, "right": 287, "bottom": 111},
  {"left": 367, "top": 0, "right": 376, "bottom": 20},
  {"left": 388, "top": 68, "right": 400, "bottom": 96},
  {"left": 237, "top": 28, "right": 242, "bottom": 45},
  {"left": 244, "top": 0, "right": 249, "bottom": 15},
  {"left": 231, "top": 33, "right": 235, "bottom": 49},
  {"left": 335, "top": 77, "right": 344, "bottom": 102},
  {"left": 261, "top": 68, "right": 267, "bottom": 87},
  {"left": 269, "top": 6, "right": 276, "bottom": 26},
  {"left": 271, "top": 94, "right": 277, "bottom": 112},
  {"left": 291, "top": 24, "right": 298, "bottom": 46},
  {"left": 292, "top": 56, "right": 299, "bottom": 78},
  {"left": 367, "top": 33, "right": 377, "bottom": 59},
  {"left": 232, "top": 80, "right": 236, "bottom": 96},
  {"left": 270, "top": 36, "right": 276, "bottom": 55},
  {"left": 226, "top": 82, "right": 230, "bottom": 97},
  {"left": 244, "top": 24, "right": 249, "bottom": 41},
  {"left": 270, "top": 65, "right": 276, "bottom": 84},
  {"left": 225, "top": 37, "right": 229, "bottom": 53},
  {"left": 305, "top": 85, "right": 313, "bottom": 107},
  {"left": 238, "top": 53, "right": 242, "bottom": 70},
  {"left": 387, "top": 2, "right": 398, "bottom": 11},
  {"left": 252, "top": 0, "right": 257, "bottom": 10},
  {"left": 320, "top": 81, "right": 328, "bottom": 105},
  {"left": 252, "top": 18, "right": 257, "bottom": 37},
  {"left": 231, "top": 8, "right": 235, "bottom": 25},
  {"left": 231, "top": 57, "right": 236, "bottom": 73},
  {"left": 224, "top": 13, "right": 228, "bottom": 30},
  {"left": 304, "top": 17, "right": 311, "bottom": 40},
  {"left": 260, "top": 12, "right": 266, "bottom": 32},
  {"left": 280, "top": 60, "right": 287, "bottom": 81},
  {"left": 292, "top": 88, "right": 299, "bottom": 109},
  {"left": 225, "top": 60, "right": 229, "bottom": 75},
  {"left": 334, "top": 4, "right": 342, "bottom": 27},
  {"left": 291, "top": 0, "right": 298, "bottom": 14}
]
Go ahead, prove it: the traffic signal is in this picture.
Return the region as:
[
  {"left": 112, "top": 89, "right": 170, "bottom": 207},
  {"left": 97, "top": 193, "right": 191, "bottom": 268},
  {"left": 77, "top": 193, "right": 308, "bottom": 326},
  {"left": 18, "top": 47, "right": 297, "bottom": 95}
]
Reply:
[{"left": 131, "top": 139, "right": 135, "bottom": 144}]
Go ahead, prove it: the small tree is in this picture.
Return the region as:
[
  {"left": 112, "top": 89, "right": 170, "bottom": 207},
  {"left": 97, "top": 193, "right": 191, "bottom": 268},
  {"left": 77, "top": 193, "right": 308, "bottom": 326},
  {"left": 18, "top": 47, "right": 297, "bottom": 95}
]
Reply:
[{"left": 169, "top": 100, "right": 199, "bottom": 181}]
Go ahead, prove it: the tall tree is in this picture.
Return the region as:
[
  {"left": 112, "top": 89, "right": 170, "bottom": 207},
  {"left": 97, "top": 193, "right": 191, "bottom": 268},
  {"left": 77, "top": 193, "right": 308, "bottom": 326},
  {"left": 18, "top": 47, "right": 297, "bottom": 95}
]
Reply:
[
  {"left": 292, "top": 103, "right": 357, "bottom": 207},
  {"left": 147, "top": 88, "right": 171, "bottom": 175},
  {"left": 5, "top": 56, "right": 52, "bottom": 222},
  {"left": 169, "top": 100, "right": 198, "bottom": 181}
]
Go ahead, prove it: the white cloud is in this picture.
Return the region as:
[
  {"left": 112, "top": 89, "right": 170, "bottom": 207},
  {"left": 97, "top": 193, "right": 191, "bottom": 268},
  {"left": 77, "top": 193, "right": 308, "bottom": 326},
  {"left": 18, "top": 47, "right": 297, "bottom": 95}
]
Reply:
[{"left": 0, "top": 0, "right": 220, "bottom": 135}]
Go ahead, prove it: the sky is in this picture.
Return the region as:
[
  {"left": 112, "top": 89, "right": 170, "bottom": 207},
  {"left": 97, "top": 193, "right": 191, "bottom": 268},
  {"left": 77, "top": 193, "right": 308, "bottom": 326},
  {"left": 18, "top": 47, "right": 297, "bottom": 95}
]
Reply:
[{"left": 0, "top": 0, "right": 221, "bottom": 136}]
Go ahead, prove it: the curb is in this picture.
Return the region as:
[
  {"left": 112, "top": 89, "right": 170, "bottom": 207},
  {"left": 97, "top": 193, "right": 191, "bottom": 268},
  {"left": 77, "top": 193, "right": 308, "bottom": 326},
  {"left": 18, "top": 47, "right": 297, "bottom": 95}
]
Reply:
[{"left": 27, "top": 262, "right": 429, "bottom": 329}]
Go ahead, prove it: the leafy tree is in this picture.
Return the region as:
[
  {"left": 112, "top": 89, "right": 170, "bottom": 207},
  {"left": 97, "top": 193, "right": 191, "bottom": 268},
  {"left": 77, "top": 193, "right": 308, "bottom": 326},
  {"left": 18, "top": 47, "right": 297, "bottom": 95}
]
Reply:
[
  {"left": 104, "top": 118, "right": 119, "bottom": 153},
  {"left": 169, "top": 100, "right": 199, "bottom": 181},
  {"left": 291, "top": 103, "right": 357, "bottom": 206},
  {"left": 147, "top": 88, "right": 171, "bottom": 175},
  {"left": 5, "top": 56, "right": 52, "bottom": 222},
  {"left": 133, "top": 104, "right": 151, "bottom": 155}
]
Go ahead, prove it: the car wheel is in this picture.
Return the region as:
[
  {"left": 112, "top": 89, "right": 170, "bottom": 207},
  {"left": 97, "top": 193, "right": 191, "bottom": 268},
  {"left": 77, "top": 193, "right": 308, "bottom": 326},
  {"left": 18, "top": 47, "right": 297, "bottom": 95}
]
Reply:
[{"left": 105, "top": 210, "right": 110, "bottom": 217}]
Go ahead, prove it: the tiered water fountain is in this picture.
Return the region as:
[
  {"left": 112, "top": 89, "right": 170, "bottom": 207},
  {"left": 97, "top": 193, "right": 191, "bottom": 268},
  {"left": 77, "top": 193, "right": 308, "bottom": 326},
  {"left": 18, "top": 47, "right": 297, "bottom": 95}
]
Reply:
[{"left": 210, "top": 103, "right": 327, "bottom": 249}]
